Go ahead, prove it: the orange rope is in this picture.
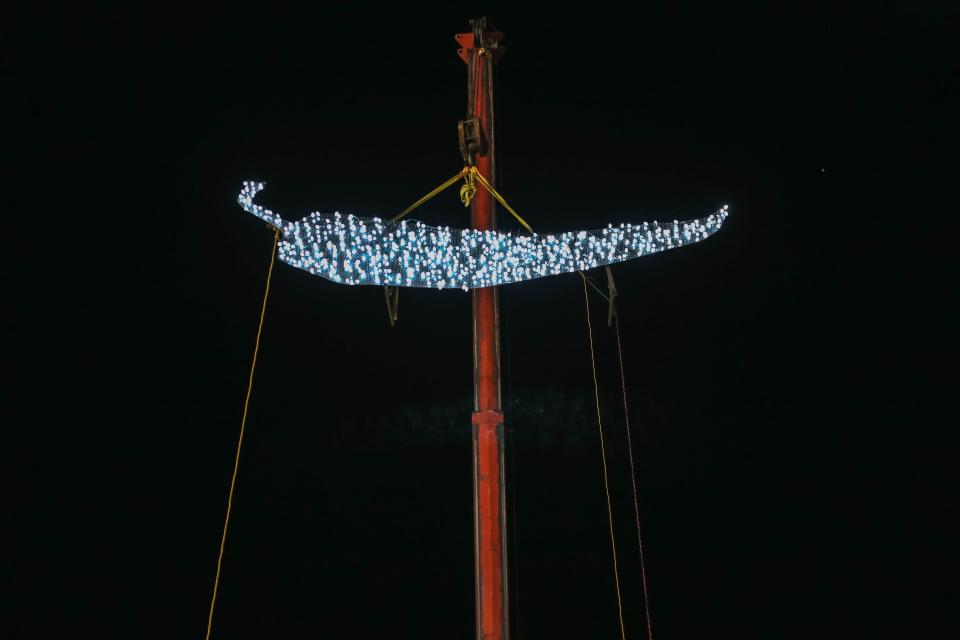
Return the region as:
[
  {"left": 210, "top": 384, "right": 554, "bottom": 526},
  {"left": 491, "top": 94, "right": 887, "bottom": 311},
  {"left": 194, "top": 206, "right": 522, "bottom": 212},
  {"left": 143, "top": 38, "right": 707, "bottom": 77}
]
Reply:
[
  {"left": 204, "top": 228, "right": 280, "bottom": 640},
  {"left": 580, "top": 272, "right": 627, "bottom": 640},
  {"left": 614, "top": 312, "right": 655, "bottom": 640}
]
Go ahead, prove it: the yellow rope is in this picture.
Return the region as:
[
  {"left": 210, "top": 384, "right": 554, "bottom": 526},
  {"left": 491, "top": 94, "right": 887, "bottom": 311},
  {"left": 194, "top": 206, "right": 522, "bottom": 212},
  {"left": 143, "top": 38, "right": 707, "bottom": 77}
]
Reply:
[
  {"left": 581, "top": 271, "right": 627, "bottom": 640},
  {"left": 459, "top": 170, "right": 477, "bottom": 208},
  {"left": 394, "top": 167, "right": 469, "bottom": 221},
  {"left": 204, "top": 227, "right": 280, "bottom": 640}
]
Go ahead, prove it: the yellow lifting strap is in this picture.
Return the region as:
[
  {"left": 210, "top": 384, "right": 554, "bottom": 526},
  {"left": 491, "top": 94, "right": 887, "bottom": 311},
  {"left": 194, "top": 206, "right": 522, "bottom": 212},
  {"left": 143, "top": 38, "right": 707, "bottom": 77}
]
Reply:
[
  {"left": 394, "top": 167, "right": 469, "bottom": 221},
  {"left": 393, "top": 166, "right": 535, "bottom": 234},
  {"left": 469, "top": 167, "right": 534, "bottom": 234}
]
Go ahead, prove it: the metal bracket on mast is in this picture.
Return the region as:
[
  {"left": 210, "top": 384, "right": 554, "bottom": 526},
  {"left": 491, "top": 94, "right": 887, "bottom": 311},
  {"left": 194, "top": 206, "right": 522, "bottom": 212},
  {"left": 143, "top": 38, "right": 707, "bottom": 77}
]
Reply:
[
  {"left": 384, "top": 285, "right": 399, "bottom": 326},
  {"left": 455, "top": 24, "right": 504, "bottom": 64},
  {"left": 606, "top": 266, "right": 618, "bottom": 327}
]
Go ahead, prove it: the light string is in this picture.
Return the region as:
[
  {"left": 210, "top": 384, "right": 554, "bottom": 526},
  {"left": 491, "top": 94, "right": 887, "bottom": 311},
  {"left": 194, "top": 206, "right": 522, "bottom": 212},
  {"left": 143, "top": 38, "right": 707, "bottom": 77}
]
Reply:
[{"left": 238, "top": 181, "right": 728, "bottom": 290}]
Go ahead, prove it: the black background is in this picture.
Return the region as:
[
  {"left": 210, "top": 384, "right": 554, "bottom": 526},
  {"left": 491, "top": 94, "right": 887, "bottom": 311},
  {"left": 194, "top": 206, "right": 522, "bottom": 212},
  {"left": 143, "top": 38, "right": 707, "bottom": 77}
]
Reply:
[{"left": 7, "top": 3, "right": 958, "bottom": 638}]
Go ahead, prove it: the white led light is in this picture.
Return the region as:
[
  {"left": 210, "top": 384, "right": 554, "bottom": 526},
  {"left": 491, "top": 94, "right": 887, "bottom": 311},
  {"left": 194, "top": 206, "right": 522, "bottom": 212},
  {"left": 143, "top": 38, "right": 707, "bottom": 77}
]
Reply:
[{"left": 238, "top": 181, "right": 729, "bottom": 290}]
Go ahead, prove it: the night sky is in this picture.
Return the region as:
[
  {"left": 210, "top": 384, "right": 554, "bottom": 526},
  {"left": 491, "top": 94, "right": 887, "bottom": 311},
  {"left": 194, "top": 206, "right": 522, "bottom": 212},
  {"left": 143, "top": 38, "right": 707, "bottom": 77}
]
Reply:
[{"left": 8, "top": 4, "right": 957, "bottom": 638}]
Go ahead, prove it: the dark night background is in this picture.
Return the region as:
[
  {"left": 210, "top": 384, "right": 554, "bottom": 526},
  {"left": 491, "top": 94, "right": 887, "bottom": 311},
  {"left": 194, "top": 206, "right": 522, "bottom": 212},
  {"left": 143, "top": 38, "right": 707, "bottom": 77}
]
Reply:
[{"left": 6, "top": 4, "right": 958, "bottom": 638}]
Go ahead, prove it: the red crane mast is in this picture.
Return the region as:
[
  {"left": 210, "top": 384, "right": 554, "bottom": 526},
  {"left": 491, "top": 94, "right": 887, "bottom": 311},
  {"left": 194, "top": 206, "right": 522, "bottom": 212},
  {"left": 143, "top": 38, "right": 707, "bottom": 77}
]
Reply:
[{"left": 458, "top": 17, "right": 509, "bottom": 640}]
